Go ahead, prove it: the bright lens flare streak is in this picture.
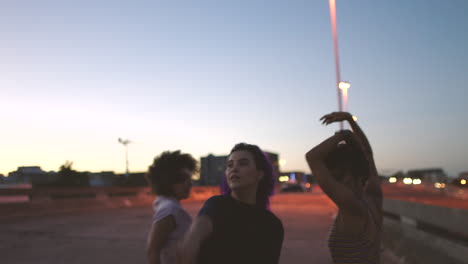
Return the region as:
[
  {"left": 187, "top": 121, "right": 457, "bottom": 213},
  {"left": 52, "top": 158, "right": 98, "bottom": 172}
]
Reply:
[
  {"left": 329, "top": 0, "right": 343, "bottom": 129},
  {"left": 340, "top": 87, "right": 348, "bottom": 108},
  {"left": 339, "top": 81, "right": 350, "bottom": 111}
]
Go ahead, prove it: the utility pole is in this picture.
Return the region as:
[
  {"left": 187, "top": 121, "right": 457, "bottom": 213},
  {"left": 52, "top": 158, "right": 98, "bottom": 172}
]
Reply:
[{"left": 118, "top": 138, "right": 132, "bottom": 177}]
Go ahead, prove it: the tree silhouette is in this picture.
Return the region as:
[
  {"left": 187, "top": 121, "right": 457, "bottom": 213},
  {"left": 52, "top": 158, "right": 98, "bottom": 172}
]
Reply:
[{"left": 56, "top": 161, "right": 90, "bottom": 187}]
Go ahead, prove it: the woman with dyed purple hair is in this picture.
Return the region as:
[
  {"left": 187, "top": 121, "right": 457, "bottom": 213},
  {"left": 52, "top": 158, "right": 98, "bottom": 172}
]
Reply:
[{"left": 179, "top": 143, "right": 284, "bottom": 264}]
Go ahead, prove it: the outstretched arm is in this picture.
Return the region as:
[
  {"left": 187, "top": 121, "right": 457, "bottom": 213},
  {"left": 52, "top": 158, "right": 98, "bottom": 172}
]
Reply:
[
  {"left": 320, "top": 112, "right": 382, "bottom": 199},
  {"left": 147, "top": 216, "right": 176, "bottom": 264},
  {"left": 305, "top": 130, "right": 365, "bottom": 214},
  {"left": 320, "top": 112, "right": 372, "bottom": 157},
  {"left": 178, "top": 215, "right": 213, "bottom": 264}
]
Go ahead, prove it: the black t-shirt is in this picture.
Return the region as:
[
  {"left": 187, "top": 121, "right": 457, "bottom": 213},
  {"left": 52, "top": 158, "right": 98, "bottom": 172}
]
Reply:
[{"left": 197, "top": 195, "right": 284, "bottom": 264}]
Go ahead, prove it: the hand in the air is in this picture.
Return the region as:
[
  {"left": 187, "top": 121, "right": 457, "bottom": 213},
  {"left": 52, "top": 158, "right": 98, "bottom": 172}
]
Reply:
[{"left": 320, "top": 112, "right": 352, "bottom": 125}]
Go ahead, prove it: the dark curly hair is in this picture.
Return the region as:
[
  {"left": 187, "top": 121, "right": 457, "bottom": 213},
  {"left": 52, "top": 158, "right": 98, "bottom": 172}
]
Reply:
[
  {"left": 221, "top": 143, "right": 276, "bottom": 209},
  {"left": 146, "top": 150, "right": 197, "bottom": 196},
  {"left": 325, "top": 142, "right": 369, "bottom": 185}
]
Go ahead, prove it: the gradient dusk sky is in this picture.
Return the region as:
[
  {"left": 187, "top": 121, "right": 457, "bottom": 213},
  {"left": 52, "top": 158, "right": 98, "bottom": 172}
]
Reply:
[{"left": 1, "top": 0, "right": 467, "bottom": 177}]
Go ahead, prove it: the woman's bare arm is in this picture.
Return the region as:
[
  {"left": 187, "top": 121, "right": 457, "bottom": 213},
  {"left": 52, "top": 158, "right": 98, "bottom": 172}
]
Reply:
[
  {"left": 305, "top": 131, "right": 365, "bottom": 215},
  {"left": 321, "top": 112, "right": 372, "bottom": 156},
  {"left": 320, "top": 112, "right": 382, "bottom": 197},
  {"left": 178, "top": 215, "right": 213, "bottom": 264},
  {"left": 147, "top": 215, "right": 176, "bottom": 264}
]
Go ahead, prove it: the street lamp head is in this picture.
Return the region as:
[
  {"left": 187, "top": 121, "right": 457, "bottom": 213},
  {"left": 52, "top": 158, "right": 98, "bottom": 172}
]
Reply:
[
  {"left": 338, "top": 81, "right": 351, "bottom": 90},
  {"left": 118, "top": 138, "right": 131, "bottom": 145}
]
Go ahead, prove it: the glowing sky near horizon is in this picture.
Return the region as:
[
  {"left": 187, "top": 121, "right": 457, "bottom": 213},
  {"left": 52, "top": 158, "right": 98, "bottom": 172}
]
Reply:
[{"left": 1, "top": 0, "right": 467, "bottom": 177}]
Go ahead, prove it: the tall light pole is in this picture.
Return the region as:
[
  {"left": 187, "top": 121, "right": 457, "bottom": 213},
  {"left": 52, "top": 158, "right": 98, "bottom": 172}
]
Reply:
[
  {"left": 329, "top": 0, "right": 351, "bottom": 130},
  {"left": 118, "top": 138, "right": 132, "bottom": 177}
]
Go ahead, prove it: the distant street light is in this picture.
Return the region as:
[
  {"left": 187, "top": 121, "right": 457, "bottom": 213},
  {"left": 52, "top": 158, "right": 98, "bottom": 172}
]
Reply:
[
  {"left": 279, "top": 159, "right": 287, "bottom": 167},
  {"left": 403, "top": 178, "right": 413, "bottom": 185},
  {"left": 412, "top": 179, "right": 422, "bottom": 185},
  {"left": 278, "top": 176, "right": 289, "bottom": 182},
  {"left": 338, "top": 81, "right": 351, "bottom": 90},
  {"left": 118, "top": 138, "right": 132, "bottom": 177},
  {"left": 339, "top": 81, "right": 351, "bottom": 112}
]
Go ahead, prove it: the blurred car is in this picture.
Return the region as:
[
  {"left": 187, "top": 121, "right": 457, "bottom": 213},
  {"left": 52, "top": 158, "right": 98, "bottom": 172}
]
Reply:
[{"left": 280, "top": 183, "right": 312, "bottom": 193}]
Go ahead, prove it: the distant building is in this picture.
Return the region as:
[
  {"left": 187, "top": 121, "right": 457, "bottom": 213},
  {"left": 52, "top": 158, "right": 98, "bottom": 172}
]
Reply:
[
  {"left": 199, "top": 154, "right": 228, "bottom": 186},
  {"left": 125, "top": 172, "right": 147, "bottom": 186},
  {"left": 89, "top": 171, "right": 116, "bottom": 187},
  {"left": 0, "top": 174, "right": 4, "bottom": 184},
  {"left": 304, "top": 173, "right": 316, "bottom": 184},
  {"left": 6, "top": 166, "right": 57, "bottom": 185},
  {"left": 199, "top": 151, "right": 280, "bottom": 186},
  {"left": 407, "top": 168, "right": 448, "bottom": 183},
  {"left": 112, "top": 172, "right": 147, "bottom": 187},
  {"left": 459, "top": 171, "right": 468, "bottom": 179}
]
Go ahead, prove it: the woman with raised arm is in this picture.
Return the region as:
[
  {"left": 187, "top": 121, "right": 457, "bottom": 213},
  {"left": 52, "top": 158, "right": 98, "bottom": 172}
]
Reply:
[
  {"left": 180, "top": 143, "right": 284, "bottom": 264},
  {"left": 306, "top": 112, "right": 383, "bottom": 264}
]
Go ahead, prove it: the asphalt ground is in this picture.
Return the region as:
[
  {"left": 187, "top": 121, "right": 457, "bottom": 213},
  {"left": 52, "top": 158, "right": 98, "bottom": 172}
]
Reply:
[{"left": 0, "top": 189, "right": 406, "bottom": 264}]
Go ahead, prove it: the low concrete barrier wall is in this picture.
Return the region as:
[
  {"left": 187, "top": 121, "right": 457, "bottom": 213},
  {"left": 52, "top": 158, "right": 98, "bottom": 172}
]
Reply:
[
  {"left": 382, "top": 199, "right": 468, "bottom": 264},
  {"left": 382, "top": 183, "right": 468, "bottom": 200}
]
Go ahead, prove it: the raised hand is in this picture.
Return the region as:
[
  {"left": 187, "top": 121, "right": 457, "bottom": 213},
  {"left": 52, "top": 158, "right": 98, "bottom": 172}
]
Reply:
[{"left": 320, "top": 112, "right": 352, "bottom": 125}]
